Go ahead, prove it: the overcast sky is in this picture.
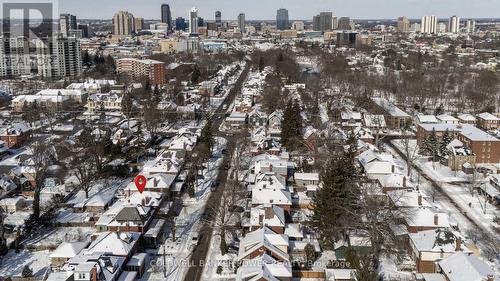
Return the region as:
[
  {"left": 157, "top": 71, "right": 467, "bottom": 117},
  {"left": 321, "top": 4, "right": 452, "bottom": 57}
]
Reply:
[{"left": 59, "top": 0, "right": 500, "bottom": 20}]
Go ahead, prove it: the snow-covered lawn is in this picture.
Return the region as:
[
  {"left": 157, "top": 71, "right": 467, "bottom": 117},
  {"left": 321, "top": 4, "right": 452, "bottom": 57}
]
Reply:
[
  {"left": 0, "top": 249, "right": 50, "bottom": 277},
  {"left": 23, "top": 226, "right": 95, "bottom": 250}
]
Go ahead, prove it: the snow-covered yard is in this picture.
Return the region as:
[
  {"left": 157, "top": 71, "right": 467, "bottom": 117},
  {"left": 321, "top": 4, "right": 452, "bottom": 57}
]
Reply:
[{"left": 0, "top": 249, "right": 50, "bottom": 277}]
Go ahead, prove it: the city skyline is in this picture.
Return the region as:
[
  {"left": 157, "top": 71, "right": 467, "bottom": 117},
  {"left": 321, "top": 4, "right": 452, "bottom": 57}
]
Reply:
[{"left": 58, "top": 0, "right": 500, "bottom": 20}]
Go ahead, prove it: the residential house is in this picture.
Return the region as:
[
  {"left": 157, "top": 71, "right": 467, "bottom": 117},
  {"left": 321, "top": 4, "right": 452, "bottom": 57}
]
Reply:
[
  {"left": 446, "top": 139, "right": 476, "bottom": 171},
  {"left": 436, "top": 114, "right": 459, "bottom": 124},
  {"left": 457, "top": 114, "right": 476, "bottom": 125},
  {"left": 49, "top": 241, "right": 89, "bottom": 266},
  {"left": 236, "top": 254, "right": 292, "bottom": 281},
  {"left": 476, "top": 112, "right": 499, "bottom": 130},
  {"left": 409, "top": 229, "right": 470, "bottom": 273},
  {"left": 370, "top": 97, "right": 411, "bottom": 129},
  {"left": 249, "top": 205, "right": 286, "bottom": 234},
  {"left": 237, "top": 227, "right": 289, "bottom": 262},
  {"left": 438, "top": 252, "right": 499, "bottom": 281},
  {"left": 0, "top": 122, "right": 30, "bottom": 148},
  {"left": 405, "top": 208, "right": 450, "bottom": 233}
]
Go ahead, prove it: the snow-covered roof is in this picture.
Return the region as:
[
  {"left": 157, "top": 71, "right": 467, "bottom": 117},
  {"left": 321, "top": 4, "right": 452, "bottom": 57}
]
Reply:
[
  {"left": 457, "top": 113, "right": 476, "bottom": 122},
  {"left": 250, "top": 205, "right": 285, "bottom": 228},
  {"left": 50, "top": 241, "right": 88, "bottom": 259},
  {"left": 85, "top": 232, "right": 140, "bottom": 256},
  {"left": 405, "top": 208, "right": 450, "bottom": 229},
  {"left": 439, "top": 252, "right": 499, "bottom": 281},
  {"left": 477, "top": 112, "right": 499, "bottom": 121},
  {"left": 252, "top": 188, "right": 291, "bottom": 206},
  {"left": 238, "top": 227, "right": 289, "bottom": 261},
  {"left": 436, "top": 114, "right": 458, "bottom": 122},
  {"left": 294, "top": 173, "right": 319, "bottom": 182},
  {"left": 417, "top": 115, "right": 439, "bottom": 124},
  {"left": 409, "top": 229, "right": 469, "bottom": 253},
  {"left": 236, "top": 253, "right": 292, "bottom": 281},
  {"left": 371, "top": 97, "right": 410, "bottom": 117}
]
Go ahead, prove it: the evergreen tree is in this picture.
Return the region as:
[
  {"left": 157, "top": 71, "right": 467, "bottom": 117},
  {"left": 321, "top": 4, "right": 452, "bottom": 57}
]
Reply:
[
  {"left": 258, "top": 56, "right": 265, "bottom": 72},
  {"left": 309, "top": 140, "right": 359, "bottom": 249},
  {"left": 200, "top": 115, "right": 214, "bottom": 152},
  {"left": 191, "top": 65, "right": 201, "bottom": 84},
  {"left": 280, "top": 100, "right": 303, "bottom": 151},
  {"left": 440, "top": 129, "right": 453, "bottom": 158},
  {"left": 426, "top": 128, "right": 440, "bottom": 162},
  {"left": 22, "top": 265, "right": 33, "bottom": 277}
]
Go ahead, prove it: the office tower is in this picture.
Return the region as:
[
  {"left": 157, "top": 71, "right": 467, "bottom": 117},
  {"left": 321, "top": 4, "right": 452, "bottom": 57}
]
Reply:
[
  {"left": 113, "top": 11, "right": 135, "bottom": 35},
  {"left": 332, "top": 16, "right": 338, "bottom": 30},
  {"left": 135, "top": 17, "right": 144, "bottom": 31},
  {"left": 175, "top": 17, "right": 187, "bottom": 31},
  {"left": 276, "top": 8, "right": 289, "bottom": 30},
  {"left": 198, "top": 17, "right": 205, "bottom": 27},
  {"left": 292, "top": 21, "right": 304, "bottom": 31},
  {"left": 397, "top": 16, "right": 410, "bottom": 33},
  {"left": 338, "top": 17, "right": 351, "bottom": 30},
  {"left": 449, "top": 15, "right": 460, "bottom": 33},
  {"left": 215, "top": 11, "right": 222, "bottom": 27},
  {"left": 161, "top": 4, "right": 172, "bottom": 32},
  {"left": 0, "top": 36, "right": 30, "bottom": 77},
  {"left": 238, "top": 13, "right": 245, "bottom": 33},
  {"left": 189, "top": 7, "right": 199, "bottom": 34},
  {"left": 313, "top": 15, "right": 320, "bottom": 31},
  {"left": 465, "top": 19, "right": 476, "bottom": 33},
  {"left": 420, "top": 15, "right": 437, "bottom": 34},
  {"left": 36, "top": 36, "right": 82, "bottom": 78},
  {"left": 60, "top": 13, "right": 77, "bottom": 37},
  {"left": 207, "top": 21, "right": 217, "bottom": 31},
  {"left": 78, "top": 24, "right": 89, "bottom": 38}
]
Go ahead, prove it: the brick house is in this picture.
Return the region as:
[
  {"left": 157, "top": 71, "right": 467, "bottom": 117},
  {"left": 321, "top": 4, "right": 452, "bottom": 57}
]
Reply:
[
  {"left": 476, "top": 112, "right": 499, "bottom": 130},
  {"left": 0, "top": 123, "right": 30, "bottom": 148}
]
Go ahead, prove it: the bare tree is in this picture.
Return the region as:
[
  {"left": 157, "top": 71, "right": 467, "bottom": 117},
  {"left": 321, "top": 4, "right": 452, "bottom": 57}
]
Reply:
[
  {"left": 29, "top": 140, "right": 52, "bottom": 219},
  {"left": 402, "top": 128, "right": 418, "bottom": 177},
  {"left": 71, "top": 153, "right": 97, "bottom": 198}
]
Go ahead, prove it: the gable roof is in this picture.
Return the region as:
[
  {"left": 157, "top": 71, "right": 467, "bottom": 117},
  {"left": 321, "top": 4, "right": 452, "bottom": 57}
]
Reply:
[{"left": 439, "top": 252, "right": 499, "bottom": 281}]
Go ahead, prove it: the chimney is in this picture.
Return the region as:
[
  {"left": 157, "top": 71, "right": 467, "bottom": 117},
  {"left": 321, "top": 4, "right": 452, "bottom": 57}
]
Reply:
[
  {"left": 487, "top": 275, "right": 494, "bottom": 281},
  {"left": 391, "top": 165, "right": 395, "bottom": 173},
  {"left": 141, "top": 198, "right": 145, "bottom": 206},
  {"left": 455, "top": 237, "right": 462, "bottom": 251},
  {"left": 259, "top": 214, "right": 264, "bottom": 225},
  {"left": 265, "top": 207, "right": 274, "bottom": 219},
  {"left": 269, "top": 164, "right": 273, "bottom": 172},
  {"left": 434, "top": 214, "right": 439, "bottom": 226},
  {"left": 91, "top": 266, "right": 98, "bottom": 281},
  {"left": 403, "top": 176, "right": 407, "bottom": 187},
  {"left": 418, "top": 194, "right": 422, "bottom": 206}
]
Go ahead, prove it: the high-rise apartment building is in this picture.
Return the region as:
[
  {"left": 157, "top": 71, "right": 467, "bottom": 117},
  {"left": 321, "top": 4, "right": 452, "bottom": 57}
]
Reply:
[
  {"left": 189, "top": 7, "right": 199, "bottom": 35},
  {"left": 113, "top": 11, "right": 135, "bottom": 35},
  {"left": 276, "top": 8, "right": 289, "bottom": 30},
  {"left": 332, "top": 16, "right": 338, "bottom": 30},
  {"left": 449, "top": 15, "right": 460, "bottom": 33},
  {"left": 420, "top": 15, "right": 437, "bottom": 34},
  {"left": 465, "top": 19, "right": 476, "bottom": 33},
  {"left": 313, "top": 12, "right": 333, "bottom": 32},
  {"left": 291, "top": 21, "right": 305, "bottom": 31},
  {"left": 161, "top": 4, "right": 172, "bottom": 32},
  {"left": 36, "top": 36, "right": 82, "bottom": 78},
  {"left": 397, "top": 16, "right": 410, "bottom": 33},
  {"left": 116, "top": 58, "right": 166, "bottom": 85},
  {"left": 338, "top": 17, "right": 352, "bottom": 30},
  {"left": 0, "top": 36, "right": 30, "bottom": 77},
  {"left": 60, "top": 14, "right": 77, "bottom": 37},
  {"left": 135, "top": 17, "right": 144, "bottom": 31},
  {"left": 238, "top": 13, "right": 246, "bottom": 33}
]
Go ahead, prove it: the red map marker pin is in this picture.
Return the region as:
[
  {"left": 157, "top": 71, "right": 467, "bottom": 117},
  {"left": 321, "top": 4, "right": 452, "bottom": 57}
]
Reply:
[{"left": 134, "top": 175, "right": 147, "bottom": 193}]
